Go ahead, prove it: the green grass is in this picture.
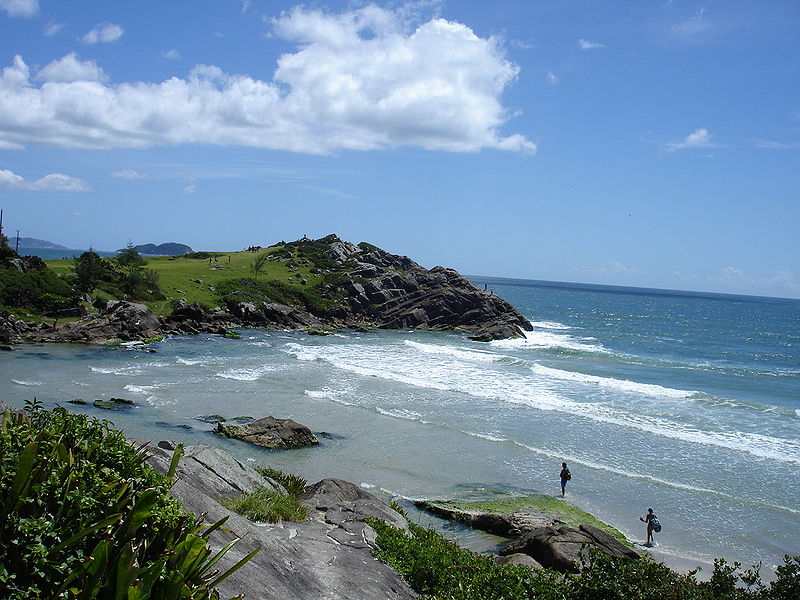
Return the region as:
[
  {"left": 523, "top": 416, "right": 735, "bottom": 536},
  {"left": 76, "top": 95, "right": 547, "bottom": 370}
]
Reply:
[
  {"left": 255, "top": 467, "right": 308, "bottom": 497},
  {"left": 220, "top": 488, "right": 307, "bottom": 523},
  {"left": 427, "top": 495, "right": 630, "bottom": 546},
  {"left": 47, "top": 246, "right": 326, "bottom": 316}
]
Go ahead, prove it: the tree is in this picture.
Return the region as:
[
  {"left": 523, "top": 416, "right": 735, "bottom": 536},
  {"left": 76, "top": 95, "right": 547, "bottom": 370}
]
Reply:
[
  {"left": 73, "top": 249, "right": 106, "bottom": 293},
  {"left": 116, "top": 243, "right": 147, "bottom": 277},
  {"left": 250, "top": 253, "right": 269, "bottom": 280}
]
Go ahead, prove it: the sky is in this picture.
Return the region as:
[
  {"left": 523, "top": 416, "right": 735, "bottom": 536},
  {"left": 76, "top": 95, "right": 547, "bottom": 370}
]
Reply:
[{"left": 0, "top": 0, "right": 798, "bottom": 299}]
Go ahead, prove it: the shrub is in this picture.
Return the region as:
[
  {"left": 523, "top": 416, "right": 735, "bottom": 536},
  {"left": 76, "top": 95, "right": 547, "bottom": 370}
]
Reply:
[
  {"left": 0, "top": 266, "right": 76, "bottom": 314},
  {"left": 255, "top": 466, "right": 308, "bottom": 497},
  {"left": 0, "top": 401, "right": 256, "bottom": 599},
  {"left": 220, "top": 488, "right": 307, "bottom": 523},
  {"left": 367, "top": 517, "right": 800, "bottom": 600}
]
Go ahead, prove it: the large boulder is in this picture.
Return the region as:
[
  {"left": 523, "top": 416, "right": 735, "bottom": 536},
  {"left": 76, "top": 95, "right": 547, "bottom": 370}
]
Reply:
[
  {"left": 56, "top": 301, "right": 162, "bottom": 343},
  {"left": 500, "top": 524, "right": 640, "bottom": 573},
  {"left": 213, "top": 416, "right": 320, "bottom": 449},
  {"left": 144, "top": 444, "right": 415, "bottom": 600}
]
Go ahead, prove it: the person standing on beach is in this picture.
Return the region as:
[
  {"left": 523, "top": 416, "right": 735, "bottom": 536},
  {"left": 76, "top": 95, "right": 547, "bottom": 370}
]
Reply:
[
  {"left": 640, "top": 507, "right": 660, "bottom": 546},
  {"left": 559, "top": 462, "right": 571, "bottom": 497}
]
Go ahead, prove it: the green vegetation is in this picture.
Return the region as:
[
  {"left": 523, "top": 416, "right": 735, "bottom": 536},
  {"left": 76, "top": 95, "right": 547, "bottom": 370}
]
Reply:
[
  {"left": 0, "top": 400, "right": 257, "bottom": 599},
  {"left": 10, "top": 235, "right": 378, "bottom": 321},
  {"left": 221, "top": 466, "right": 308, "bottom": 524},
  {"left": 428, "top": 495, "right": 629, "bottom": 546},
  {"left": 368, "top": 518, "right": 800, "bottom": 600},
  {"left": 220, "top": 488, "right": 307, "bottom": 523},
  {"left": 215, "top": 278, "right": 330, "bottom": 312},
  {"left": 255, "top": 466, "right": 308, "bottom": 497}
]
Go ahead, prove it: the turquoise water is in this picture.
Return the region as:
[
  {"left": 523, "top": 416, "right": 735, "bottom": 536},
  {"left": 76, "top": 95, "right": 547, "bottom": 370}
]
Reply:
[{"left": 1, "top": 278, "right": 798, "bottom": 572}]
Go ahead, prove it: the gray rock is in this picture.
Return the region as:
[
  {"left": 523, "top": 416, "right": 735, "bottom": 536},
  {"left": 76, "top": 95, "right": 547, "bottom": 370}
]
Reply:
[
  {"left": 500, "top": 524, "right": 639, "bottom": 573},
  {"left": 496, "top": 553, "right": 544, "bottom": 570},
  {"left": 142, "top": 443, "right": 415, "bottom": 600},
  {"left": 214, "top": 416, "right": 320, "bottom": 449}
]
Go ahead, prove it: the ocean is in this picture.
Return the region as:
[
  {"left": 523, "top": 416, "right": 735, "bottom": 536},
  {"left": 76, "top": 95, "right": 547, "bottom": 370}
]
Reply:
[{"left": 1, "top": 277, "right": 798, "bottom": 573}]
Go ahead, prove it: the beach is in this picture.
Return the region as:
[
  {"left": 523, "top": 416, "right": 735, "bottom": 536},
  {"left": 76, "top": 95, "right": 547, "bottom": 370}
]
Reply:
[{"left": 1, "top": 277, "right": 797, "bottom": 574}]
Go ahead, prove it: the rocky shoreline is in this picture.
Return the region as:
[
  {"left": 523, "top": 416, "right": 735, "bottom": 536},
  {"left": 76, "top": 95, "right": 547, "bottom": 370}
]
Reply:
[{"left": 1, "top": 235, "right": 532, "bottom": 345}]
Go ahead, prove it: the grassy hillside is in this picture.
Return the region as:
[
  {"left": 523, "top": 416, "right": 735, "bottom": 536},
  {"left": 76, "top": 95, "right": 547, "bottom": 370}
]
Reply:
[{"left": 46, "top": 244, "right": 327, "bottom": 316}]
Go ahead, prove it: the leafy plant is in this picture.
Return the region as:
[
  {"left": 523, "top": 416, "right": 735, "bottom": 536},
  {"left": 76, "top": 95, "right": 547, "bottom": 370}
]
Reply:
[{"left": 0, "top": 401, "right": 257, "bottom": 599}]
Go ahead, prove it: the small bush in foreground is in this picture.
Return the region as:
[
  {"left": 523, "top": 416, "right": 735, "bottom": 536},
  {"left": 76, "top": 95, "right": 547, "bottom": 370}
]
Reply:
[
  {"left": 220, "top": 488, "right": 307, "bottom": 523},
  {"left": 367, "top": 517, "right": 800, "bottom": 600},
  {"left": 255, "top": 466, "right": 307, "bottom": 497}
]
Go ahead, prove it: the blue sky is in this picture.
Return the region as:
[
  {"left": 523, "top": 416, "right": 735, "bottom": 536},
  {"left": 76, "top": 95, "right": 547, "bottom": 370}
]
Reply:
[{"left": 1, "top": 0, "right": 798, "bottom": 298}]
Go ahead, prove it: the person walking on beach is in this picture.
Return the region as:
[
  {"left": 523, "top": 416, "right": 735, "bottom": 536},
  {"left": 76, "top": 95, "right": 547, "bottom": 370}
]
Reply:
[
  {"left": 559, "top": 462, "right": 571, "bottom": 497},
  {"left": 640, "top": 507, "right": 660, "bottom": 546}
]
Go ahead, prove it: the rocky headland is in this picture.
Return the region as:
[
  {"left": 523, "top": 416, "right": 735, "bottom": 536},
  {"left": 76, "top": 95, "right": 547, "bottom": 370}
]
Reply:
[{"left": 0, "top": 234, "right": 532, "bottom": 344}]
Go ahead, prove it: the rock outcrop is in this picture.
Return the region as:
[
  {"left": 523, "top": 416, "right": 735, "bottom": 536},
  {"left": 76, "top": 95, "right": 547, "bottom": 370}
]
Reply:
[
  {"left": 500, "top": 524, "right": 640, "bottom": 573},
  {"left": 1, "top": 234, "right": 532, "bottom": 344},
  {"left": 213, "top": 416, "right": 320, "bottom": 449},
  {"left": 415, "top": 500, "right": 556, "bottom": 538},
  {"left": 144, "top": 443, "right": 415, "bottom": 600}
]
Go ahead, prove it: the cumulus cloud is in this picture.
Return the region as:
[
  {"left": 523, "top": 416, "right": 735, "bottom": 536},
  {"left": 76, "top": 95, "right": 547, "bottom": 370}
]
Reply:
[
  {"left": 162, "top": 49, "right": 181, "bottom": 60},
  {"left": 578, "top": 39, "right": 605, "bottom": 50},
  {"left": 0, "top": 168, "right": 90, "bottom": 191},
  {"left": 0, "top": 0, "right": 38, "bottom": 18},
  {"left": 110, "top": 168, "right": 150, "bottom": 180},
  {"left": 666, "top": 128, "right": 713, "bottom": 152},
  {"left": 37, "top": 53, "right": 107, "bottom": 83},
  {"left": 0, "top": 5, "right": 533, "bottom": 155},
  {"left": 545, "top": 71, "right": 558, "bottom": 85},
  {"left": 83, "top": 22, "right": 124, "bottom": 44}
]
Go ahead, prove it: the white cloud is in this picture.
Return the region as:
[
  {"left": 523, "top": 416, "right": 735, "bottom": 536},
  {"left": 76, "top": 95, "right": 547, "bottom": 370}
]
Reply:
[
  {"left": 183, "top": 184, "right": 198, "bottom": 195},
  {"left": 0, "top": 0, "right": 38, "bottom": 18},
  {"left": 0, "top": 5, "right": 533, "bottom": 155},
  {"left": 666, "top": 128, "right": 713, "bottom": 152},
  {"left": 44, "top": 20, "right": 64, "bottom": 36},
  {"left": 162, "top": 49, "right": 181, "bottom": 60},
  {"left": 0, "top": 168, "right": 90, "bottom": 191},
  {"left": 669, "top": 9, "right": 714, "bottom": 42},
  {"left": 240, "top": 0, "right": 251, "bottom": 13},
  {"left": 578, "top": 39, "right": 605, "bottom": 50},
  {"left": 83, "top": 22, "right": 124, "bottom": 44},
  {"left": 37, "top": 53, "right": 108, "bottom": 83},
  {"left": 110, "top": 168, "right": 150, "bottom": 180},
  {"left": 545, "top": 71, "right": 558, "bottom": 85}
]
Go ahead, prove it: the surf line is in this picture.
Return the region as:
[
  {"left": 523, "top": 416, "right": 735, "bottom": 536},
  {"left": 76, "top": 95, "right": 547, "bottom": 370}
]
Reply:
[{"left": 511, "top": 440, "right": 800, "bottom": 516}]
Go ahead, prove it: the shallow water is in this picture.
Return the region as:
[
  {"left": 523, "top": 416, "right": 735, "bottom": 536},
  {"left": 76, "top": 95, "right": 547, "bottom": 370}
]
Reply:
[{"left": 2, "top": 278, "right": 798, "bottom": 572}]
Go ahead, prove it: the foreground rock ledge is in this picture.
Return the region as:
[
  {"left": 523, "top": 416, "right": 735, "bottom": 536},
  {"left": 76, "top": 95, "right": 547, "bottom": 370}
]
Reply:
[{"left": 143, "top": 442, "right": 415, "bottom": 600}]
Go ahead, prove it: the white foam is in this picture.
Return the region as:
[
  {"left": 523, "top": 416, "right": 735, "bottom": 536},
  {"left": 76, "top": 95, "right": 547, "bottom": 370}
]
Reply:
[
  {"left": 528, "top": 320, "right": 572, "bottom": 330},
  {"left": 513, "top": 441, "right": 800, "bottom": 515},
  {"left": 282, "top": 340, "right": 800, "bottom": 465},
  {"left": 376, "top": 407, "right": 424, "bottom": 422},
  {"left": 176, "top": 357, "right": 205, "bottom": 366},
  {"left": 490, "top": 325, "right": 610, "bottom": 353},
  {"left": 124, "top": 384, "right": 155, "bottom": 395},
  {"left": 530, "top": 364, "right": 696, "bottom": 398},
  {"left": 11, "top": 379, "right": 42, "bottom": 386},
  {"left": 90, "top": 366, "right": 143, "bottom": 375},
  {"left": 464, "top": 430, "right": 509, "bottom": 442},
  {"left": 215, "top": 365, "right": 276, "bottom": 381},
  {"left": 404, "top": 340, "right": 510, "bottom": 363},
  {"left": 304, "top": 388, "right": 355, "bottom": 406}
]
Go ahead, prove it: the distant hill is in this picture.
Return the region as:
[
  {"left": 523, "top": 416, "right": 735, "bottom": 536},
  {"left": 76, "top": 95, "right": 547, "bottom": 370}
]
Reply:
[
  {"left": 15, "top": 237, "right": 70, "bottom": 250},
  {"left": 122, "top": 242, "right": 193, "bottom": 256}
]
